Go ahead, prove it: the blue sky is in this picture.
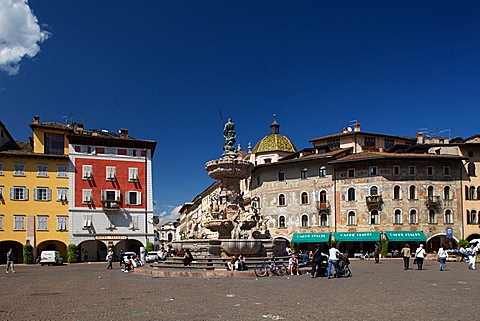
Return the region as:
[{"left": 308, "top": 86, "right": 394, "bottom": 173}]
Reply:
[{"left": 2, "top": 1, "right": 480, "bottom": 224}]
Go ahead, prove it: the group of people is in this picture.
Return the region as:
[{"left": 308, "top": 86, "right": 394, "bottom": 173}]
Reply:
[{"left": 227, "top": 254, "right": 247, "bottom": 271}]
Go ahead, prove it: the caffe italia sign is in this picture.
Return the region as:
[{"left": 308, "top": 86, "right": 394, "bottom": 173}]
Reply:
[{"left": 94, "top": 235, "right": 128, "bottom": 240}]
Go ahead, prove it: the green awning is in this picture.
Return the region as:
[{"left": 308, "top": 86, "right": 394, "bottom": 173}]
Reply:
[
  {"left": 334, "top": 231, "right": 381, "bottom": 242},
  {"left": 291, "top": 233, "right": 330, "bottom": 243},
  {"left": 384, "top": 231, "right": 427, "bottom": 242}
]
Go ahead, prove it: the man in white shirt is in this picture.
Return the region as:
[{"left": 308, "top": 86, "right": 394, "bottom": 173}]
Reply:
[{"left": 327, "top": 244, "right": 342, "bottom": 279}]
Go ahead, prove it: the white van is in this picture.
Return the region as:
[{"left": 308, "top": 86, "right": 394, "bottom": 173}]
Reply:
[{"left": 40, "top": 250, "right": 63, "bottom": 266}]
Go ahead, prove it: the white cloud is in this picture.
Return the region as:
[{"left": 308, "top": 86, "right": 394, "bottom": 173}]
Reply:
[
  {"left": 0, "top": 0, "right": 50, "bottom": 75},
  {"left": 157, "top": 205, "right": 182, "bottom": 226}
]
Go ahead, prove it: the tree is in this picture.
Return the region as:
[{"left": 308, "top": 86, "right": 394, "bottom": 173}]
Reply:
[
  {"left": 146, "top": 242, "right": 154, "bottom": 252},
  {"left": 23, "top": 244, "right": 34, "bottom": 264},
  {"left": 68, "top": 244, "right": 78, "bottom": 263}
]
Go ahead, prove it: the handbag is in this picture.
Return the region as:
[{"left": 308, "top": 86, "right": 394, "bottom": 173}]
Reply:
[{"left": 413, "top": 258, "right": 418, "bottom": 265}]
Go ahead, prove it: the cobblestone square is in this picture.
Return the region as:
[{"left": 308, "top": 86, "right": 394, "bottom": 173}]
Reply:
[{"left": 0, "top": 258, "right": 477, "bottom": 320}]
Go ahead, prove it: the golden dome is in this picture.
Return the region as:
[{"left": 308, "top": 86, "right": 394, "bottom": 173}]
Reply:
[{"left": 252, "top": 134, "right": 297, "bottom": 153}]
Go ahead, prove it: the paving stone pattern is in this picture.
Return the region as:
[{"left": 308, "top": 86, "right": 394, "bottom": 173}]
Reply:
[{"left": 0, "top": 259, "right": 478, "bottom": 320}]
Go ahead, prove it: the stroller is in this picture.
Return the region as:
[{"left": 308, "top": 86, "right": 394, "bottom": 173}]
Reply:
[{"left": 336, "top": 254, "right": 352, "bottom": 277}]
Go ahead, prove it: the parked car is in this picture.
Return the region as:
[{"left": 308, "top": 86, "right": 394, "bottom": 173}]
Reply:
[
  {"left": 40, "top": 250, "right": 63, "bottom": 266},
  {"left": 145, "top": 251, "right": 158, "bottom": 263}
]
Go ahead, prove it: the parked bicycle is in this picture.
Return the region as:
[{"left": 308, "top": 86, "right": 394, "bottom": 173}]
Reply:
[{"left": 254, "top": 257, "right": 287, "bottom": 277}]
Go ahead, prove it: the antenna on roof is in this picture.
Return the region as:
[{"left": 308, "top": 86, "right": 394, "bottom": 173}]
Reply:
[{"left": 62, "top": 113, "right": 74, "bottom": 125}]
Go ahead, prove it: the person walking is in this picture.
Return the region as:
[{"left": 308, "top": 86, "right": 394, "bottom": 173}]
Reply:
[
  {"left": 119, "top": 249, "right": 125, "bottom": 267},
  {"left": 467, "top": 244, "right": 476, "bottom": 270},
  {"left": 400, "top": 244, "right": 411, "bottom": 270},
  {"left": 374, "top": 244, "right": 381, "bottom": 263},
  {"left": 310, "top": 245, "right": 324, "bottom": 278},
  {"left": 414, "top": 244, "right": 426, "bottom": 270},
  {"left": 327, "top": 244, "right": 342, "bottom": 279},
  {"left": 437, "top": 244, "right": 448, "bottom": 271},
  {"left": 83, "top": 249, "right": 88, "bottom": 262},
  {"left": 6, "top": 248, "right": 15, "bottom": 273},
  {"left": 107, "top": 249, "right": 114, "bottom": 269}
]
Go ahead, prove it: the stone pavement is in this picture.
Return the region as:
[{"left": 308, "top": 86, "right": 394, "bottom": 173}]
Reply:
[{"left": 0, "top": 258, "right": 478, "bottom": 320}]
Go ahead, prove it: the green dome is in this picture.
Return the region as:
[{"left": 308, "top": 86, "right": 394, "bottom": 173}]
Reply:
[{"left": 252, "top": 134, "right": 297, "bottom": 153}]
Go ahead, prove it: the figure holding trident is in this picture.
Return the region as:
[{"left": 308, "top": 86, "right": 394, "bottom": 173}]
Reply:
[{"left": 223, "top": 118, "right": 237, "bottom": 156}]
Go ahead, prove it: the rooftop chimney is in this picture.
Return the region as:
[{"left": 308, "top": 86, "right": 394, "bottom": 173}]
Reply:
[
  {"left": 119, "top": 128, "right": 129, "bottom": 138},
  {"left": 28, "top": 136, "right": 34, "bottom": 148},
  {"left": 343, "top": 127, "right": 348, "bottom": 133},
  {"left": 77, "top": 123, "right": 84, "bottom": 131},
  {"left": 354, "top": 123, "right": 361, "bottom": 132},
  {"left": 33, "top": 115, "right": 40, "bottom": 123},
  {"left": 424, "top": 135, "right": 430, "bottom": 144},
  {"left": 416, "top": 132, "right": 423, "bottom": 144}
]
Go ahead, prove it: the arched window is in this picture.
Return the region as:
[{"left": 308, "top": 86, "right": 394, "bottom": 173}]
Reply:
[
  {"left": 167, "top": 233, "right": 173, "bottom": 242},
  {"left": 444, "top": 186, "right": 451, "bottom": 200},
  {"left": 467, "top": 210, "right": 471, "bottom": 224},
  {"left": 466, "top": 186, "right": 470, "bottom": 200},
  {"left": 278, "top": 216, "right": 286, "bottom": 228},
  {"left": 471, "top": 210, "right": 478, "bottom": 224},
  {"left": 469, "top": 186, "right": 476, "bottom": 200},
  {"left": 348, "top": 188, "right": 356, "bottom": 201},
  {"left": 409, "top": 186, "right": 416, "bottom": 199},
  {"left": 477, "top": 187, "right": 480, "bottom": 200},
  {"left": 468, "top": 162, "right": 476, "bottom": 177},
  {"left": 429, "top": 209, "right": 437, "bottom": 224},
  {"left": 370, "top": 210, "right": 379, "bottom": 224},
  {"left": 320, "top": 190, "right": 327, "bottom": 203},
  {"left": 301, "top": 214, "right": 309, "bottom": 228},
  {"left": 393, "top": 185, "right": 401, "bottom": 200},
  {"left": 301, "top": 168, "right": 308, "bottom": 179},
  {"left": 394, "top": 209, "right": 402, "bottom": 224},
  {"left": 278, "top": 194, "right": 286, "bottom": 206},
  {"left": 278, "top": 170, "right": 285, "bottom": 181},
  {"left": 320, "top": 213, "right": 328, "bottom": 227},
  {"left": 445, "top": 210, "right": 452, "bottom": 224},
  {"left": 347, "top": 211, "right": 356, "bottom": 226},
  {"left": 301, "top": 192, "right": 309, "bottom": 205},
  {"left": 409, "top": 209, "right": 417, "bottom": 224},
  {"left": 370, "top": 186, "right": 378, "bottom": 196},
  {"left": 319, "top": 166, "right": 327, "bottom": 178},
  {"left": 427, "top": 186, "right": 434, "bottom": 197}
]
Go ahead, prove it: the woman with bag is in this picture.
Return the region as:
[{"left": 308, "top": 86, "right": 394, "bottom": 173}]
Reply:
[
  {"left": 437, "top": 244, "right": 448, "bottom": 271},
  {"left": 414, "top": 244, "right": 426, "bottom": 270}
]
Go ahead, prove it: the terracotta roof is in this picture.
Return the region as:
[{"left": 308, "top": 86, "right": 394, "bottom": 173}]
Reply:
[
  {"left": 328, "top": 151, "right": 466, "bottom": 164},
  {"left": 0, "top": 141, "right": 67, "bottom": 159},
  {"left": 308, "top": 131, "right": 416, "bottom": 143},
  {"left": 29, "top": 122, "right": 74, "bottom": 132},
  {"left": 254, "top": 148, "right": 351, "bottom": 168}
]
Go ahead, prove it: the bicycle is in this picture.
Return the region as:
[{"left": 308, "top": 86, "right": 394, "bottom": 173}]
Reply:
[{"left": 254, "top": 257, "right": 287, "bottom": 277}]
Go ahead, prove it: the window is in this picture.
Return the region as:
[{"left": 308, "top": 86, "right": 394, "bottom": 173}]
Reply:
[
  {"left": 126, "top": 191, "right": 142, "bottom": 205},
  {"left": 106, "top": 147, "right": 116, "bottom": 155},
  {"left": 467, "top": 210, "right": 477, "bottom": 224},
  {"left": 106, "top": 166, "right": 116, "bottom": 181},
  {"left": 0, "top": 186, "right": 3, "bottom": 200},
  {"left": 347, "top": 211, "right": 356, "bottom": 225},
  {"left": 102, "top": 190, "right": 120, "bottom": 201},
  {"left": 57, "top": 188, "right": 68, "bottom": 202},
  {"left": 301, "top": 214, "right": 309, "bottom": 228},
  {"left": 370, "top": 186, "right": 378, "bottom": 196},
  {"left": 327, "top": 139, "right": 340, "bottom": 149},
  {"left": 128, "top": 168, "right": 139, "bottom": 182},
  {"left": 106, "top": 215, "right": 116, "bottom": 229},
  {"left": 301, "top": 168, "right": 308, "bottom": 179},
  {"left": 0, "top": 215, "right": 3, "bottom": 230},
  {"left": 394, "top": 209, "right": 402, "bottom": 224},
  {"left": 0, "top": 162, "right": 3, "bottom": 175},
  {"left": 57, "top": 165, "right": 67, "bottom": 178},
  {"left": 409, "top": 209, "right": 417, "bottom": 224},
  {"left": 428, "top": 210, "right": 437, "bottom": 224},
  {"left": 278, "top": 170, "right": 285, "bottom": 181},
  {"left": 348, "top": 169, "right": 355, "bottom": 178},
  {"left": 57, "top": 216, "right": 67, "bottom": 231},
  {"left": 38, "top": 216, "right": 48, "bottom": 231},
  {"left": 369, "top": 167, "right": 377, "bottom": 176},
  {"left": 319, "top": 190, "right": 327, "bottom": 205},
  {"left": 82, "top": 189, "right": 93, "bottom": 204},
  {"left": 468, "top": 162, "right": 476, "bottom": 176},
  {"left": 444, "top": 186, "right": 451, "bottom": 200},
  {"left": 278, "top": 194, "right": 286, "bottom": 206},
  {"left": 10, "top": 187, "right": 28, "bottom": 200},
  {"left": 370, "top": 210, "right": 379, "bottom": 224},
  {"left": 44, "top": 133, "right": 64, "bottom": 155},
  {"left": 478, "top": 187, "right": 480, "bottom": 200},
  {"left": 444, "top": 166, "right": 451, "bottom": 176},
  {"left": 408, "top": 166, "right": 415, "bottom": 175},
  {"left": 83, "top": 214, "right": 92, "bottom": 228},
  {"left": 301, "top": 192, "right": 309, "bottom": 205},
  {"left": 37, "top": 164, "right": 48, "bottom": 177},
  {"left": 81, "top": 146, "right": 95, "bottom": 154},
  {"left": 319, "top": 166, "right": 326, "bottom": 178},
  {"left": 364, "top": 136, "right": 376, "bottom": 147},
  {"left": 409, "top": 185, "right": 416, "bottom": 199},
  {"left": 130, "top": 215, "right": 139, "bottom": 230},
  {"left": 34, "top": 188, "right": 52, "bottom": 201},
  {"left": 427, "top": 166, "right": 434, "bottom": 176},
  {"left": 278, "top": 216, "right": 286, "bottom": 228},
  {"left": 320, "top": 213, "right": 328, "bottom": 227},
  {"left": 393, "top": 166, "right": 400, "bottom": 175},
  {"left": 384, "top": 139, "right": 394, "bottom": 149},
  {"left": 347, "top": 188, "right": 356, "bottom": 201},
  {"left": 427, "top": 186, "right": 434, "bottom": 197},
  {"left": 393, "top": 185, "right": 401, "bottom": 200},
  {"left": 82, "top": 165, "right": 93, "bottom": 180},
  {"left": 468, "top": 186, "right": 476, "bottom": 200},
  {"left": 14, "top": 215, "right": 25, "bottom": 230},
  {"left": 14, "top": 163, "right": 25, "bottom": 176},
  {"left": 445, "top": 210, "right": 453, "bottom": 224}
]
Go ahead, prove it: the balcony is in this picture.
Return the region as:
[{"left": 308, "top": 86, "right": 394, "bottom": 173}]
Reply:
[
  {"left": 316, "top": 200, "right": 331, "bottom": 212},
  {"left": 101, "top": 200, "right": 121, "bottom": 211},
  {"left": 425, "top": 196, "right": 442, "bottom": 208},
  {"left": 366, "top": 195, "right": 382, "bottom": 208}
]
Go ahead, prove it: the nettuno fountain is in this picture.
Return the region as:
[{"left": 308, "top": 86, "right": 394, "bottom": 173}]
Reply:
[{"left": 172, "top": 118, "right": 285, "bottom": 258}]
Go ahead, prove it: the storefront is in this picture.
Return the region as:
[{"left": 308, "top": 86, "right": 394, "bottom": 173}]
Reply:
[
  {"left": 291, "top": 233, "right": 330, "bottom": 252},
  {"left": 333, "top": 231, "right": 381, "bottom": 256},
  {"left": 384, "top": 231, "right": 427, "bottom": 255}
]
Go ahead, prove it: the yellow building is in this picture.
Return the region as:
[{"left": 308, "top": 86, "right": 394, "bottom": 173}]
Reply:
[{"left": 0, "top": 117, "right": 71, "bottom": 263}]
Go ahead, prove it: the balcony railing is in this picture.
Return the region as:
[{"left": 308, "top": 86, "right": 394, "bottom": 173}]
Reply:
[
  {"left": 426, "top": 196, "right": 441, "bottom": 208},
  {"left": 366, "top": 195, "right": 382, "bottom": 208},
  {"left": 101, "top": 200, "right": 121, "bottom": 210},
  {"left": 316, "top": 200, "right": 331, "bottom": 211}
]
